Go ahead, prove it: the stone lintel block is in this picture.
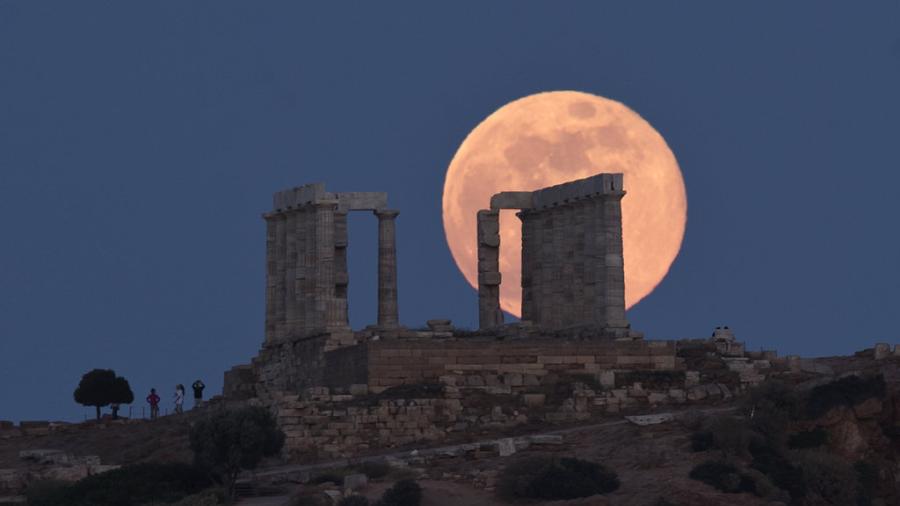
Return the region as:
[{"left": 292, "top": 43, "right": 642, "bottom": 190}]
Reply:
[
  {"left": 334, "top": 192, "right": 388, "bottom": 211},
  {"left": 490, "top": 191, "right": 534, "bottom": 210},
  {"left": 531, "top": 173, "right": 624, "bottom": 209}
]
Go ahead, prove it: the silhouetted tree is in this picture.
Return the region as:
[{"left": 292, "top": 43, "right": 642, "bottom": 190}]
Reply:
[
  {"left": 189, "top": 406, "right": 285, "bottom": 503},
  {"left": 73, "top": 369, "right": 134, "bottom": 420}
]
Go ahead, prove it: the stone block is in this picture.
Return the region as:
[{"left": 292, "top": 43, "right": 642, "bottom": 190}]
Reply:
[
  {"left": 343, "top": 473, "right": 368, "bottom": 492},
  {"left": 496, "top": 438, "right": 517, "bottom": 457},
  {"left": 875, "top": 343, "right": 892, "bottom": 360},
  {"left": 490, "top": 192, "right": 534, "bottom": 210},
  {"left": 522, "top": 393, "right": 546, "bottom": 407},
  {"left": 647, "top": 393, "right": 667, "bottom": 405},
  {"left": 349, "top": 384, "right": 369, "bottom": 396}
]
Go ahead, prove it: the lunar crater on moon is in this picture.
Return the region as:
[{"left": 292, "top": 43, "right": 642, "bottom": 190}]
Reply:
[{"left": 443, "top": 90, "right": 687, "bottom": 317}]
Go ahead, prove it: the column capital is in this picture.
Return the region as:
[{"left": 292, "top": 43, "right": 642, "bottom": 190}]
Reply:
[{"left": 374, "top": 209, "right": 400, "bottom": 219}]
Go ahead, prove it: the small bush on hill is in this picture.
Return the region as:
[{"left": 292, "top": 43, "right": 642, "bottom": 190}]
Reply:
[
  {"left": 497, "top": 456, "right": 620, "bottom": 501},
  {"left": 796, "top": 451, "right": 859, "bottom": 505},
  {"left": 26, "top": 463, "right": 212, "bottom": 506},
  {"left": 691, "top": 431, "right": 714, "bottom": 452},
  {"left": 741, "top": 380, "right": 800, "bottom": 447},
  {"left": 788, "top": 427, "right": 828, "bottom": 449},
  {"left": 309, "top": 473, "right": 344, "bottom": 485},
  {"left": 748, "top": 439, "right": 807, "bottom": 501},
  {"left": 707, "top": 415, "right": 753, "bottom": 458},
  {"left": 805, "top": 374, "right": 886, "bottom": 419},
  {"left": 375, "top": 479, "right": 422, "bottom": 506},
  {"left": 689, "top": 460, "right": 755, "bottom": 494},
  {"left": 855, "top": 459, "right": 879, "bottom": 506},
  {"left": 190, "top": 406, "right": 285, "bottom": 503},
  {"left": 354, "top": 460, "right": 391, "bottom": 479}
]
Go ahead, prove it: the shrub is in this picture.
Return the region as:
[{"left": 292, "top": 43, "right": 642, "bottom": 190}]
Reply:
[
  {"left": 190, "top": 406, "right": 285, "bottom": 503},
  {"left": 690, "top": 431, "right": 714, "bottom": 452},
  {"left": 796, "top": 451, "right": 858, "bottom": 505},
  {"left": 354, "top": 460, "right": 391, "bottom": 479},
  {"left": 26, "top": 463, "right": 212, "bottom": 506},
  {"left": 677, "top": 409, "right": 706, "bottom": 431},
  {"left": 788, "top": 427, "right": 828, "bottom": 449},
  {"left": 339, "top": 496, "right": 370, "bottom": 506},
  {"left": 741, "top": 380, "right": 799, "bottom": 447},
  {"left": 748, "top": 438, "right": 807, "bottom": 501},
  {"left": 497, "top": 456, "right": 619, "bottom": 501},
  {"left": 376, "top": 479, "right": 422, "bottom": 506},
  {"left": 688, "top": 460, "right": 754, "bottom": 494},
  {"left": 309, "top": 473, "right": 344, "bottom": 485},
  {"left": 805, "top": 374, "right": 886, "bottom": 419},
  {"left": 707, "top": 416, "right": 753, "bottom": 458}
]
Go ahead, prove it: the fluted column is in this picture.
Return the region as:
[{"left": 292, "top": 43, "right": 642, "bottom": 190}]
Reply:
[
  {"left": 263, "top": 214, "right": 278, "bottom": 343},
  {"left": 272, "top": 213, "right": 288, "bottom": 340},
  {"left": 477, "top": 209, "right": 503, "bottom": 329},
  {"left": 314, "top": 201, "right": 338, "bottom": 331},
  {"left": 375, "top": 209, "right": 399, "bottom": 328}
]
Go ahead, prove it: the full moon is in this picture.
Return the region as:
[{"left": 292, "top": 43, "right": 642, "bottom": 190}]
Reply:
[{"left": 442, "top": 91, "right": 687, "bottom": 317}]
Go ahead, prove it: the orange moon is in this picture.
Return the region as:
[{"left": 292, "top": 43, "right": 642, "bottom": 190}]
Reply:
[{"left": 442, "top": 90, "right": 687, "bottom": 317}]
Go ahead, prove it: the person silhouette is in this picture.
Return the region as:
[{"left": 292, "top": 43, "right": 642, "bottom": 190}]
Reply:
[
  {"left": 191, "top": 379, "right": 205, "bottom": 407},
  {"left": 174, "top": 384, "right": 185, "bottom": 414},
  {"left": 146, "top": 388, "right": 160, "bottom": 420}
]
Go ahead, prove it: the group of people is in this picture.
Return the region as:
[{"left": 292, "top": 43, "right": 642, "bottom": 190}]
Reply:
[{"left": 145, "top": 380, "right": 205, "bottom": 419}]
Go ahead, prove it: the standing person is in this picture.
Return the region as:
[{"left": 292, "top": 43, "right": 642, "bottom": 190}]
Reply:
[
  {"left": 146, "top": 388, "right": 160, "bottom": 420},
  {"left": 174, "top": 384, "right": 185, "bottom": 414},
  {"left": 192, "top": 379, "right": 205, "bottom": 407}
]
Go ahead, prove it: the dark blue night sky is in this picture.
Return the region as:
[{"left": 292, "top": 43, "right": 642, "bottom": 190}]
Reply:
[{"left": 1, "top": 2, "right": 899, "bottom": 422}]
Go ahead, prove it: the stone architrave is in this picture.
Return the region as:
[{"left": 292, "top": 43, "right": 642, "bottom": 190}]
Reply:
[
  {"left": 477, "top": 209, "right": 503, "bottom": 329},
  {"left": 375, "top": 209, "right": 400, "bottom": 328}
]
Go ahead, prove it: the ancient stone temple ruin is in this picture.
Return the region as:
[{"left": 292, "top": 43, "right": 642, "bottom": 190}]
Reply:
[
  {"left": 478, "top": 173, "right": 629, "bottom": 336},
  {"left": 223, "top": 175, "right": 782, "bottom": 461},
  {"left": 262, "top": 183, "right": 399, "bottom": 349}
]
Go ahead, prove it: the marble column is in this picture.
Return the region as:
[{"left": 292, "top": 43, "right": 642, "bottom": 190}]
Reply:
[
  {"left": 598, "top": 191, "right": 628, "bottom": 330},
  {"left": 333, "top": 210, "right": 350, "bottom": 327},
  {"left": 284, "top": 210, "right": 298, "bottom": 336},
  {"left": 292, "top": 208, "right": 308, "bottom": 336},
  {"left": 477, "top": 209, "right": 503, "bottom": 329},
  {"left": 314, "top": 201, "right": 338, "bottom": 331},
  {"left": 272, "top": 213, "right": 288, "bottom": 340},
  {"left": 263, "top": 214, "right": 278, "bottom": 343},
  {"left": 375, "top": 209, "right": 399, "bottom": 328}
]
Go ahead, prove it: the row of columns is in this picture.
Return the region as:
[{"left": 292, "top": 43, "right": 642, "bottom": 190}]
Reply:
[
  {"left": 477, "top": 188, "right": 628, "bottom": 333},
  {"left": 264, "top": 204, "right": 399, "bottom": 343},
  {"left": 517, "top": 192, "right": 627, "bottom": 330}
]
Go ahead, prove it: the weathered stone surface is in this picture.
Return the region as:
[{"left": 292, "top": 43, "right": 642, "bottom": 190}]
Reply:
[
  {"left": 496, "top": 438, "right": 517, "bottom": 457},
  {"left": 510, "top": 173, "right": 629, "bottom": 333},
  {"left": 342, "top": 473, "right": 368, "bottom": 492},
  {"left": 490, "top": 191, "right": 534, "bottom": 209}
]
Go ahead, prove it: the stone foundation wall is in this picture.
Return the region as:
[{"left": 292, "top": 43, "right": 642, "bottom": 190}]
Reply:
[
  {"left": 273, "top": 365, "right": 725, "bottom": 461},
  {"left": 365, "top": 338, "right": 681, "bottom": 392}
]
